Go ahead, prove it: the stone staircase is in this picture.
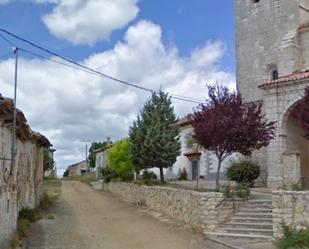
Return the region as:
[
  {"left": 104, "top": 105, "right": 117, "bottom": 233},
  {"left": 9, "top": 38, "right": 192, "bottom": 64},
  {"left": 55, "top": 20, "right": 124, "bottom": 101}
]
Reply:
[{"left": 205, "top": 198, "right": 273, "bottom": 240}]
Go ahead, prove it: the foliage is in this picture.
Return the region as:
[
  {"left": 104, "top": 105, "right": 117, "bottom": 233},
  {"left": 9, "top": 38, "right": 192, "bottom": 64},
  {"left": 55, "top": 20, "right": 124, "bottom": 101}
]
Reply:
[
  {"left": 88, "top": 140, "right": 112, "bottom": 168},
  {"left": 226, "top": 159, "right": 260, "bottom": 186},
  {"left": 191, "top": 84, "right": 275, "bottom": 189},
  {"left": 141, "top": 170, "right": 157, "bottom": 180},
  {"left": 129, "top": 90, "right": 181, "bottom": 183},
  {"left": 132, "top": 179, "right": 163, "bottom": 186},
  {"left": 19, "top": 208, "right": 41, "bottom": 223},
  {"left": 108, "top": 139, "right": 135, "bottom": 181},
  {"left": 234, "top": 185, "right": 250, "bottom": 198},
  {"left": 177, "top": 167, "right": 188, "bottom": 181},
  {"left": 43, "top": 148, "right": 55, "bottom": 172},
  {"left": 221, "top": 184, "right": 233, "bottom": 198},
  {"left": 277, "top": 223, "right": 309, "bottom": 249},
  {"left": 100, "top": 167, "right": 119, "bottom": 183}
]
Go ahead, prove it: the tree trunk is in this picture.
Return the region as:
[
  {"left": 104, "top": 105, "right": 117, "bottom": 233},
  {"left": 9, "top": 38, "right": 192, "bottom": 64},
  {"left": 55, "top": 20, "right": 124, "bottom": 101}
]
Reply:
[
  {"left": 159, "top": 167, "right": 165, "bottom": 183},
  {"left": 216, "top": 158, "right": 222, "bottom": 190}
]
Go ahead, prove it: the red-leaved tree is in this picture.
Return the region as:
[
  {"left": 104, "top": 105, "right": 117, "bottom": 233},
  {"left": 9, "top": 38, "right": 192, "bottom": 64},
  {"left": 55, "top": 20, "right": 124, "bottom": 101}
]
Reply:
[{"left": 190, "top": 84, "right": 276, "bottom": 189}]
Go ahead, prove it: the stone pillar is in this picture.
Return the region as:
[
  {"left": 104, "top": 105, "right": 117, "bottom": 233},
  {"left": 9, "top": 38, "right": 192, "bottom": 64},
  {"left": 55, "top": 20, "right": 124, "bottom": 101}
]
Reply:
[{"left": 282, "top": 151, "right": 301, "bottom": 187}]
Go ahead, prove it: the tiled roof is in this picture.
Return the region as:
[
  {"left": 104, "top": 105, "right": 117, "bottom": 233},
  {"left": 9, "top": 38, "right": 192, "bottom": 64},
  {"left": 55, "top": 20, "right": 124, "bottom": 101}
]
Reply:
[
  {"left": 175, "top": 116, "right": 192, "bottom": 127},
  {"left": 258, "top": 69, "right": 309, "bottom": 88}
]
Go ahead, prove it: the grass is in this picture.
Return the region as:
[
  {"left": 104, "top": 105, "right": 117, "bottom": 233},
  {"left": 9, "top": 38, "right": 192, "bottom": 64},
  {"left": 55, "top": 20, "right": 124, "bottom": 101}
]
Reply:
[
  {"left": 63, "top": 173, "right": 96, "bottom": 185},
  {"left": 7, "top": 178, "right": 62, "bottom": 249}
]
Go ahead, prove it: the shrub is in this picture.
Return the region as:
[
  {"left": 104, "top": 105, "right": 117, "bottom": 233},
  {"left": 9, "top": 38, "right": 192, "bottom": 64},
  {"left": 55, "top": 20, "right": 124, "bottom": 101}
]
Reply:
[
  {"left": 141, "top": 170, "right": 157, "bottom": 180},
  {"left": 234, "top": 185, "right": 250, "bottom": 198},
  {"left": 221, "top": 184, "right": 233, "bottom": 198},
  {"left": 19, "top": 208, "right": 41, "bottom": 223},
  {"left": 277, "top": 223, "right": 309, "bottom": 249},
  {"left": 100, "top": 167, "right": 119, "bottom": 183},
  {"left": 226, "top": 159, "right": 260, "bottom": 186},
  {"left": 177, "top": 167, "right": 187, "bottom": 181},
  {"left": 108, "top": 139, "right": 135, "bottom": 181}
]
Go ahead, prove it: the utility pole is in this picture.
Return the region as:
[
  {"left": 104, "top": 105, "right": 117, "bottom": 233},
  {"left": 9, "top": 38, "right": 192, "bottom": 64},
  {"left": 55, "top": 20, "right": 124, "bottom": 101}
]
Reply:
[{"left": 10, "top": 47, "right": 19, "bottom": 175}]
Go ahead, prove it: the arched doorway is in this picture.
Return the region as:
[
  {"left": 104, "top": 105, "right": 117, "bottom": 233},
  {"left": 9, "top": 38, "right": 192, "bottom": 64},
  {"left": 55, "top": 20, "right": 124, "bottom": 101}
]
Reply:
[{"left": 285, "top": 103, "right": 309, "bottom": 188}]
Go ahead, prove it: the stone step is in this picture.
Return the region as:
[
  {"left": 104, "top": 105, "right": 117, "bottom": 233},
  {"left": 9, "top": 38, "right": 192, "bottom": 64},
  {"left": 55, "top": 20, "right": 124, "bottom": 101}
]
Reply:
[
  {"left": 204, "top": 232, "right": 273, "bottom": 240},
  {"left": 218, "top": 227, "right": 273, "bottom": 236},
  {"left": 234, "top": 212, "right": 272, "bottom": 218},
  {"left": 247, "top": 199, "right": 272, "bottom": 204},
  {"left": 223, "top": 222, "right": 273, "bottom": 229},
  {"left": 230, "top": 217, "right": 272, "bottom": 223},
  {"left": 242, "top": 204, "right": 272, "bottom": 209},
  {"left": 239, "top": 208, "right": 272, "bottom": 213}
]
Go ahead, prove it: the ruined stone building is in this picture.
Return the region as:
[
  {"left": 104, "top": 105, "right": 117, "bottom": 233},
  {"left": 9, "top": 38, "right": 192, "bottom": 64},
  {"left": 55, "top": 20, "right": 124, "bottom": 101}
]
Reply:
[
  {"left": 235, "top": 0, "right": 309, "bottom": 188},
  {"left": 0, "top": 94, "right": 51, "bottom": 247}
]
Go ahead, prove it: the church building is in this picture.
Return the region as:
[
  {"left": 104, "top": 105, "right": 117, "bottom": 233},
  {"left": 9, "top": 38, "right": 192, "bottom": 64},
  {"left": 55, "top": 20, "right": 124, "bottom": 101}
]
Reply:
[{"left": 235, "top": 0, "right": 309, "bottom": 188}]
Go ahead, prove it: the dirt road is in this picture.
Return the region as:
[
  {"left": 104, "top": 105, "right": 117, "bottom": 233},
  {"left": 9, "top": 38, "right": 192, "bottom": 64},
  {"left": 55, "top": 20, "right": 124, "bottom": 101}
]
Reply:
[{"left": 21, "top": 181, "right": 223, "bottom": 249}]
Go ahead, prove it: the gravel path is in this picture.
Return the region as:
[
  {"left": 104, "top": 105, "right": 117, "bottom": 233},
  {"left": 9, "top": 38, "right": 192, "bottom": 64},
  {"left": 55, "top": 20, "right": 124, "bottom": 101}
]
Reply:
[{"left": 21, "top": 181, "right": 224, "bottom": 249}]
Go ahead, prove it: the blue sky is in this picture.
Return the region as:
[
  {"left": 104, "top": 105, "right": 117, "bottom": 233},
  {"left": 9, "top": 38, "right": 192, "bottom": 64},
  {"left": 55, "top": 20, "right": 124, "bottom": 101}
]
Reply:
[
  {"left": 0, "top": 0, "right": 235, "bottom": 70},
  {"left": 0, "top": 0, "right": 235, "bottom": 174}
]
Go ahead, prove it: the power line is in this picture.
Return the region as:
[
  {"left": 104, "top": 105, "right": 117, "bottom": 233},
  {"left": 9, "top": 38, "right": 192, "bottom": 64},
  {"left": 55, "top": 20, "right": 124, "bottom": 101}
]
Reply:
[{"left": 0, "top": 28, "right": 205, "bottom": 104}]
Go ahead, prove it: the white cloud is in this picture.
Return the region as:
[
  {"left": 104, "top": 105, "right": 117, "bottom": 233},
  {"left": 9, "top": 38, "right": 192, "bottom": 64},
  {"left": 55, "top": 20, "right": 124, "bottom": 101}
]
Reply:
[
  {"left": 0, "top": 20, "right": 235, "bottom": 175},
  {"left": 0, "top": 0, "right": 10, "bottom": 4},
  {"left": 40, "top": 0, "right": 139, "bottom": 45}
]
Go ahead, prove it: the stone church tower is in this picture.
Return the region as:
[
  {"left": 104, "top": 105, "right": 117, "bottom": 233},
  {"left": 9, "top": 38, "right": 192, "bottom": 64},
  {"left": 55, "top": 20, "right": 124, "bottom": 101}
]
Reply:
[{"left": 235, "top": 0, "right": 309, "bottom": 188}]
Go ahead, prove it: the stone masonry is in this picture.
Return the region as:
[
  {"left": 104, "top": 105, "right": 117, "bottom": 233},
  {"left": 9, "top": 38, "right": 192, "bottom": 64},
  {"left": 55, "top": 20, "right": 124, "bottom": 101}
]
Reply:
[
  {"left": 105, "top": 182, "right": 244, "bottom": 233},
  {"left": 272, "top": 191, "right": 309, "bottom": 238},
  {"left": 235, "top": 0, "right": 309, "bottom": 188},
  {"left": 0, "top": 95, "right": 51, "bottom": 248}
]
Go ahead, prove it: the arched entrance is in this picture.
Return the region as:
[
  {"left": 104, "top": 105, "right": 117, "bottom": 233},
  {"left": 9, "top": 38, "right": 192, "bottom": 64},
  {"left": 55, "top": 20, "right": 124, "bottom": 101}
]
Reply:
[{"left": 284, "top": 103, "right": 309, "bottom": 188}]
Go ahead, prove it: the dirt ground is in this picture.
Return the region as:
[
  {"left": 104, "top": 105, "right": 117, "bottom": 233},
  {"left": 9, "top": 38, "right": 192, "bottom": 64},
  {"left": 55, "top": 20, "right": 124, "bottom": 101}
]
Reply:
[{"left": 20, "top": 181, "right": 226, "bottom": 249}]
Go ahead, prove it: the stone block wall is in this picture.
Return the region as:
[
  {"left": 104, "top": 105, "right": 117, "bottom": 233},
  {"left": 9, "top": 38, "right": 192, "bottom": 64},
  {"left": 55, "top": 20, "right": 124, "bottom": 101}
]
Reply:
[
  {"left": 105, "top": 182, "right": 245, "bottom": 232},
  {"left": 272, "top": 191, "right": 309, "bottom": 238}
]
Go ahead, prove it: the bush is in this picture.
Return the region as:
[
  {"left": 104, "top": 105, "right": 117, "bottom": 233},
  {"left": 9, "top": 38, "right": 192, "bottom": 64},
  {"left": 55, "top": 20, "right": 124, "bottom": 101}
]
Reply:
[
  {"left": 19, "top": 208, "right": 41, "bottom": 223},
  {"left": 277, "top": 223, "right": 309, "bottom": 249},
  {"left": 226, "top": 159, "right": 260, "bottom": 186},
  {"left": 108, "top": 139, "right": 135, "bottom": 181},
  {"left": 234, "top": 185, "right": 250, "bottom": 198},
  {"left": 177, "top": 167, "right": 187, "bottom": 181},
  {"left": 221, "top": 184, "right": 233, "bottom": 198},
  {"left": 141, "top": 170, "right": 157, "bottom": 180},
  {"left": 100, "top": 167, "right": 119, "bottom": 183}
]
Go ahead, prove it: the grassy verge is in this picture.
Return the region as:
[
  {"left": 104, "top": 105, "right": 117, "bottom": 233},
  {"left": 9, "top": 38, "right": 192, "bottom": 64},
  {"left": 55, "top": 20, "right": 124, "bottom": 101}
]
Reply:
[
  {"left": 63, "top": 173, "right": 96, "bottom": 186},
  {"left": 8, "top": 178, "right": 62, "bottom": 249}
]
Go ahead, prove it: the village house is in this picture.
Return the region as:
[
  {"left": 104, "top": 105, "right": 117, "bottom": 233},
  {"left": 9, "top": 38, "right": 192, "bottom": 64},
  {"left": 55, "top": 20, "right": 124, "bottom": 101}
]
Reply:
[
  {"left": 94, "top": 142, "right": 112, "bottom": 180},
  {"left": 0, "top": 94, "right": 51, "bottom": 248},
  {"left": 64, "top": 160, "right": 89, "bottom": 177},
  {"left": 235, "top": 0, "right": 309, "bottom": 188},
  {"left": 168, "top": 117, "right": 237, "bottom": 180}
]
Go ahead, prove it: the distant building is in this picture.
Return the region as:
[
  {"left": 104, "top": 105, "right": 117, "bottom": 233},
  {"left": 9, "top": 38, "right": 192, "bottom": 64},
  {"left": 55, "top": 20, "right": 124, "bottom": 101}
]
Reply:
[
  {"left": 65, "top": 160, "right": 88, "bottom": 177},
  {"left": 94, "top": 138, "right": 112, "bottom": 180}
]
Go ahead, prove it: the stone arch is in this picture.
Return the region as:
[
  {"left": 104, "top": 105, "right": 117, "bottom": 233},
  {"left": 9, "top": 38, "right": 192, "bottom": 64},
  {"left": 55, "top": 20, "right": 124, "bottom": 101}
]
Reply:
[{"left": 280, "top": 95, "right": 304, "bottom": 136}]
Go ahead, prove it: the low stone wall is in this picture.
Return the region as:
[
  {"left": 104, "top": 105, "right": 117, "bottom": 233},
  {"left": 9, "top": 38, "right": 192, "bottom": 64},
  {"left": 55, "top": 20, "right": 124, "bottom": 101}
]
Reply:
[
  {"left": 105, "top": 182, "right": 244, "bottom": 232},
  {"left": 272, "top": 191, "right": 309, "bottom": 238}
]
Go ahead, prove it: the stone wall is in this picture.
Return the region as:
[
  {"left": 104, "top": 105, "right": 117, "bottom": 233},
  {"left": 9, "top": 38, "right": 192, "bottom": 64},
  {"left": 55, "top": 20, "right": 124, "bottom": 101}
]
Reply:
[
  {"left": 105, "top": 182, "right": 244, "bottom": 232},
  {"left": 272, "top": 191, "right": 309, "bottom": 238},
  {"left": 0, "top": 95, "right": 51, "bottom": 248}
]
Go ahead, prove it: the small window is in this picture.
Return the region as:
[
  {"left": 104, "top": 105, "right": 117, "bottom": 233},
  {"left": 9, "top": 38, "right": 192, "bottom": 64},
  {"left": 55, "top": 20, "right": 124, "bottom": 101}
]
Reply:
[
  {"left": 7, "top": 200, "right": 9, "bottom": 213},
  {"left": 272, "top": 69, "right": 279, "bottom": 80},
  {"left": 253, "top": 0, "right": 260, "bottom": 3}
]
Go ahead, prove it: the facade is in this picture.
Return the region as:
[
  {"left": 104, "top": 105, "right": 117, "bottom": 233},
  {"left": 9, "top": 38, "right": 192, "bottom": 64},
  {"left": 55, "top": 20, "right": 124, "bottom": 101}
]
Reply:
[
  {"left": 169, "top": 117, "right": 237, "bottom": 180},
  {"left": 235, "top": 0, "right": 309, "bottom": 188},
  {"left": 65, "top": 160, "right": 88, "bottom": 177},
  {"left": 94, "top": 146, "right": 110, "bottom": 180},
  {"left": 0, "top": 94, "right": 51, "bottom": 248}
]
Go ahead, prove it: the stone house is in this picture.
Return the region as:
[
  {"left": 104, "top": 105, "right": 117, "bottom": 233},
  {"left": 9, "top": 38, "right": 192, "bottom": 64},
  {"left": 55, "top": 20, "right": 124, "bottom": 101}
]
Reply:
[
  {"left": 235, "top": 0, "right": 309, "bottom": 188},
  {"left": 65, "top": 160, "right": 88, "bottom": 177},
  {"left": 94, "top": 146, "right": 110, "bottom": 180},
  {"left": 0, "top": 94, "right": 51, "bottom": 248},
  {"left": 168, "top": 117, "right": 237, "bottom": 180}
]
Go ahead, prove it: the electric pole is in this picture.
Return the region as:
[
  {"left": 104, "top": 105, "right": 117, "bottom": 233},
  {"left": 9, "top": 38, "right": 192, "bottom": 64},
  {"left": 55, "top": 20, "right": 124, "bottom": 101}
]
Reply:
[{"left": 10, "top": 47, "right": 19, "bottom": 175}]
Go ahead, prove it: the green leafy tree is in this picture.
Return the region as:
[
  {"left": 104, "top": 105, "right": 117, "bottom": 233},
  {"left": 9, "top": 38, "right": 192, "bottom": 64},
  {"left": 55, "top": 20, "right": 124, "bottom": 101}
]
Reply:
[
  {"left": 129, "top": 90, "right": 180, "bottom": 183},
  {"left": 108, "top": 139, "right": 135, "bottom": 181},
  {"left": 88, "top": 141, "right": 111, "bottom": 168},
  {"left": 43, "top": 149, "right": 55, "bottom": 172}
]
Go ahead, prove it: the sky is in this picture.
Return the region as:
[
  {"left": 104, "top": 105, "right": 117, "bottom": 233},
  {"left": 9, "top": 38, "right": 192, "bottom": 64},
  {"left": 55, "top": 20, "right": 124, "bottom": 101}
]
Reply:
[{"left": 0, "top": 0, "right": 236, "bottom": 176}]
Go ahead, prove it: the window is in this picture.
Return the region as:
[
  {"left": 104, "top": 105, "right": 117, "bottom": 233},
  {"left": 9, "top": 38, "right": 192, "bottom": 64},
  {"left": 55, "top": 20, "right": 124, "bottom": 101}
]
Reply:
[
  {"left": 253, "top": 0, "right": 260, "bottom": 3},
  {"left": 272, "top": 69, "right": 279, "bottom": 80}
]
